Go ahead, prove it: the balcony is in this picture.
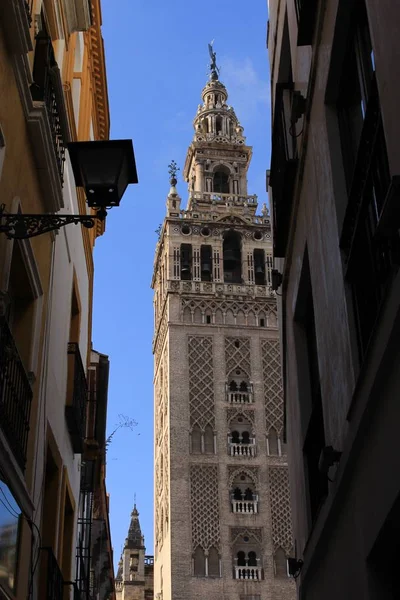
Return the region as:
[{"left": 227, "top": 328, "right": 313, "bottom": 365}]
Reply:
[
  {"left": 65, "top": 343, "right": 88, "bottom": 454},
  {"left": 228, "top": 438, "right": 256, "bottom": 457},
  {"left": 0, "top": 318, "right": 32, "bottom": 471},
  {"left": 28, "top": 30, "right": 70, "bottom": 212},
  {"left": 40, "top": 548, "right": 82, "bottom": 600},
  {"left": 232, "top": 498, "right": 258, "bottom": 514},
  {"left": 40, "top": 547, "right": 64, "bottom": 600},
  {"left": 269, "top": 83, "right": 299, "bottom": 257},
  {"left": 234, "top": 566, "right": 262, "bottom": 580},
  {"left": 168, "top": 280, "right": 272, "bottom": 299},
  {"left": 0, "top": 0, "right": 33, "bottom": 55},
  {"left": 190, "top": 191, "right": 258, "bottom": 206},
  {"left": 295, "top": 0, "right": 318, "bottom": 46},
  {"left": 227, "top": 391, "right": 253, "bottom": 404}
]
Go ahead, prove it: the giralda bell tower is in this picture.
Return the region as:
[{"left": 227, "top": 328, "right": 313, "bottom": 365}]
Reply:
[{"left": 152, "top": 48, "right": 295, "bottom": 600}]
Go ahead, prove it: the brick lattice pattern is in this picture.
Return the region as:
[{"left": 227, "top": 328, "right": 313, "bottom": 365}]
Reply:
[
  {"left": 188, "top": 336, "right": 215, "bottom": 430},
  {"left": 269, "top": 467, "right": 294, "bottom": 553},
  {"left": 190, "top": 465, "right": 221, "bottom": 551},
  {"left": 225, "top": 337, "right": 251, "bottom": 378},
  {"left": 261, "top": 339, "right": 284, "bottom": 435}
]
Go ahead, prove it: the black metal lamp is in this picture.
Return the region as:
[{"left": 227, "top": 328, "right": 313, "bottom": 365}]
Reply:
[{"left": 0, "top": 139, "right": 138, "bottom": 240}]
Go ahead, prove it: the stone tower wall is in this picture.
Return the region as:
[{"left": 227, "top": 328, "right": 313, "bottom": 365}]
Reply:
[{"left": 152, "top": 72, "right": 295, "bottom": 600}]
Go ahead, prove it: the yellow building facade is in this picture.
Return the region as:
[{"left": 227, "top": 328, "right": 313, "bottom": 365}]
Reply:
[{"left": 0, "top": 1, "right": 115, "bottom": 599}]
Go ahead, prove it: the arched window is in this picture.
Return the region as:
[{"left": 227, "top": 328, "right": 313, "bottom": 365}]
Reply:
[
  {"left": 208, "top": 547, "right": 219, "bottom": 577},
  {"left": 254, "top": 248, "right": 266, "bottom": 285},
  {"left": 204, "top": 425, "right": 214, "bottom": 454},
  {"left": 268, "top": 427, "right": 279, "bottom": 455},
  {"left": 233, "top": 487, "right": 242, "bottom": 501},
  {"left": 242, "top": 431, "right": 250, "bottom": 444},
  {"left": 237, "top": 551, "right": 246, "bottom": 566},
  {"left": 229, "top": 380, "right": 238, "bottom": 391},
  {"left": 248, "top": 551, "right": 257, "bottom": 567},
  {"left": 213, "top": 168, "right": 229, "bottom": 193},
  {"left": 194, "top": 546, "right": 205, "bottom": 576},
  {"left": 244, "top": 487, "right": 253, "bottom": 501},
  {"left": 223, "top": 231, "right": 242, "bottom": 283},
  {"left": 239, "top": 381, "right": 248, "bottom": 392},
  {"left": 191, "top": 425, "right": 202, "bottom": 453},
  {"left": 180, "top": 244, "right": 192, "bottom": 281},
  {"left": 216, "top": 116, "right": 222, "bottom": 134},
  {"left": 274, "top": 547, "right": 287, "bottom": 577},
  {"left": 200, "top": 245, "right": 212, "bottom": 281},
  {"left": 231, "top": 430, "right": 240, "bottom": 444}
]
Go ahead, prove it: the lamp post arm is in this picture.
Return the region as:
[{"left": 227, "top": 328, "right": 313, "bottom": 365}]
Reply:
[{"left": 0, "top": 205, "right": 106, "bottom": 240}]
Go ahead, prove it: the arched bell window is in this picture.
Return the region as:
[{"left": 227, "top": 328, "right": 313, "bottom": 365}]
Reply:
[
  {"left": 223, "top": 231, "right": 242, "bottom": 283},
  {"left": 213, "top": 167, "right": 229, "bottom": 193}
]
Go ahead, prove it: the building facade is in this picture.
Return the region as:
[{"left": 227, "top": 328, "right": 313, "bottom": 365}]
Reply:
[
  {"left": 267, "top": 0, "right": 400, "bottom": 598},
  {"left": 152, "top": 61, "right": 295, "bottom": 600},
  {"left": 0, "top": 0, "right": 115, "bottom": 598},
  {"left": 115, "top": 505, "right": 154, "bottom": 600}
]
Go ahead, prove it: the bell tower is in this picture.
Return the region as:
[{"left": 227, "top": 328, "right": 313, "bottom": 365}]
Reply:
[
  {"left": 152, "top": 47, "right": 295, "bottom": 600},
  {"left": 116, "top": 504, "right": 154, "bottom": 600}
]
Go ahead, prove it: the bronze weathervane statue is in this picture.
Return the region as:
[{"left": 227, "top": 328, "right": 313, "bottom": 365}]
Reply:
[{"left": 208, "top": 41, "right": 220, "bottom": 80}]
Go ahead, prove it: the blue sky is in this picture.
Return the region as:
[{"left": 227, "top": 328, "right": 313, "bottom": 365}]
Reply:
[{"left": 92, "top": 0, "right": 271, "bottom": 566}]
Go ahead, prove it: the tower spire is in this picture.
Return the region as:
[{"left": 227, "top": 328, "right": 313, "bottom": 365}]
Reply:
[{"left": 125, "top": 502, "right": 145, "bottom": 549}]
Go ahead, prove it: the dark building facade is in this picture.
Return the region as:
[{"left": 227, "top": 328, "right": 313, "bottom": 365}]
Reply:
[{"left": 267, "top": 1, "right": 400, "bottom": 598}]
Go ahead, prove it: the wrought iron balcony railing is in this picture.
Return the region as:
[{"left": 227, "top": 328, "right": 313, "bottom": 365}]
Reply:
[
  {"left": 41, "top": 547, "right": 64, "bottom": 600},
  {"left": 31, "top": 30, "right": 69, "bottom": 185},
  {"left": 65, "top": 343, "right": 88, "bottom": 454},
  {"left": 0, "top": 318, "right": 32, "bottom": 471}
]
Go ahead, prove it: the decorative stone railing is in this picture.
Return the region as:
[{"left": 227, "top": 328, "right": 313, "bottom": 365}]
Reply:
[
  {"left": 227, "top": 391, "right": 253, "bottom": 404},
  {"left": 234, "top": 566, "right": 262, "bottom": 580},
  {"left": 170, "top": 280, "right": 273, "bottom": 299},
  {"left": 190, "top": 191, "right": 258, "bottom": 205},
  {"left": 228, "top": 440, "right": 256, "bottom": 457},
  {"left": 231, "top": 499, "right": 258, "bottom": 514}
]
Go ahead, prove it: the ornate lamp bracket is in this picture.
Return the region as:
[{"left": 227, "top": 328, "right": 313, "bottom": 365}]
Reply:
[{"left": 0, "top": 204, "right": 107, "bottom": 240}]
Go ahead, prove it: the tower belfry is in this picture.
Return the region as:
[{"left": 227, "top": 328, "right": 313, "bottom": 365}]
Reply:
[
  {"left": 152, "top": 48, "right": 295, "bottom": 600},
  {"left": 116, "top": 504, "right": 154, "bottom": 600}
]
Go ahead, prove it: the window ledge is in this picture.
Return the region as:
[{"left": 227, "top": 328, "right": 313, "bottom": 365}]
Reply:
[{"left": 0, "top": 0, "right": 33, "bottom": 56}]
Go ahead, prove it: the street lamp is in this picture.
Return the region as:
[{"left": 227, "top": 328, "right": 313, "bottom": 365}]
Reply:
[{"left": 0, "top": 139, "right": 138, "bottom": 240}]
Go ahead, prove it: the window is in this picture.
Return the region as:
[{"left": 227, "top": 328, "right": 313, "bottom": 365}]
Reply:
[
  {"left": 294, "top": 250, "right": 327, "bottom": 526},
  {"left": 208, "top": 547, "right": 219, "bottom": 577},
  {"left": 331, "top": 0, "right": 394, "bottom": 362},
  {"left": 69, "top": 280, "right": 81, "bottom": 344},
  {"left": 191, "top": 426, "right": 202, "bottom": 453},
  {"left": 254, "top": 249, "right": 265, "bottom": 285},
  {"left": 204, "top": 425, "right": 214, "bottom": 454},
  {"left": 274, "top": 547, "right": 288, "bottom": 577},
  {"left": 213, "top": 168, "right": 229, "bottom": 193},
  {"left": 223, "top": 231, "right": 242, "bottom": 283},
  {"left": 200, "top": 245, "right": 212, "bottom": 281},
  {"left": 194, "top": 547, "right": 205, "bottom": 576},
  {"left": 180, "top": 244, "right": 192, "bottom": 281},
  {"left": 7, "top": 241, "right": 36, "bottom": 368},
  {"left": 337, "top": 1, "right": 376, "bottom": 192},
  {"left": 268, "top": 427, "right": 279, "bottom": 455}
]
